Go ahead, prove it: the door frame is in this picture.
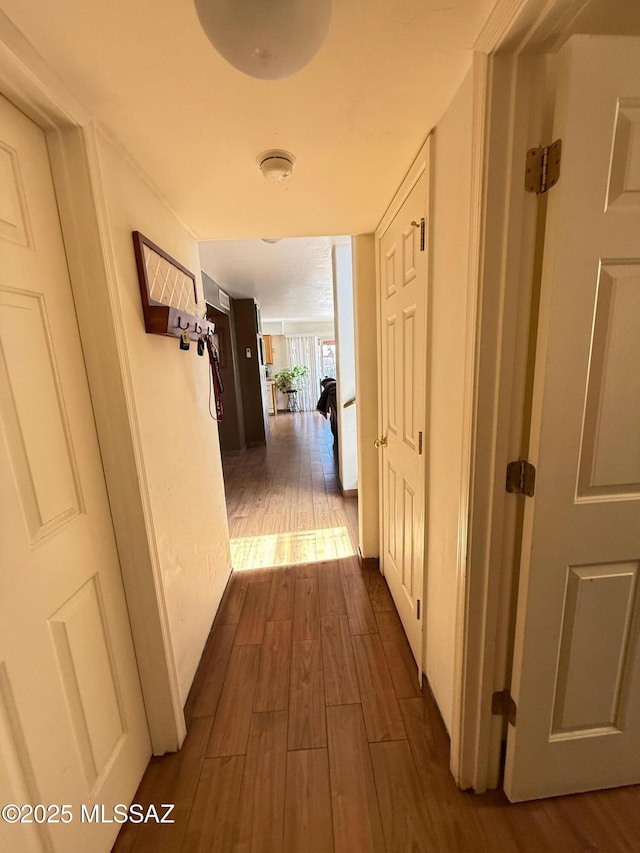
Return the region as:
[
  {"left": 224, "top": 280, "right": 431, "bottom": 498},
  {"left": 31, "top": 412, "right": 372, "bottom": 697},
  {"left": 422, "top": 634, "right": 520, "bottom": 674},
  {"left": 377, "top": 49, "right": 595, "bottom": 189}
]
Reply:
[
  {"left": 0, "top": 12, "right": 185, "bottom": 753},
  {"left": 460, "top": 0, "right": 624, "bottom": 792}
]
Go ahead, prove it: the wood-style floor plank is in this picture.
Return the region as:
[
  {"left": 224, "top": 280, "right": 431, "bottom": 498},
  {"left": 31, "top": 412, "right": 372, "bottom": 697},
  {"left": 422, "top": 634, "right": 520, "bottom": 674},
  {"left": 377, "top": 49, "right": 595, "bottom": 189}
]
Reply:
[
  {"left": 215, "top": 572, "right": 248, "bottom": 625},
  {"left": 376, "top": 610, "right": 422, "bottom": 699},
  {"left": 318, "top": 561, "right": 347, "bottom": 616},
  {"left": 235, "top": 710, "right": 288, "bottom": 853},
  {"left": 365, "top": 566, "right": 395, "bottom": 612},
  {"left": 326, "top": 704, "right": 385, "bottom": 853},
  {"left": 112, "top": 716, "right": 211, "bottom": 853},
  {"left": 116, "top": 414, "right": 640, "bottom": 853},
  {"left": 293, "top": 530, "right": 317, "bottom": 564},
  {"left": 342, "top": 572, "right": 378, "bottom": 635},
  {"left": 181, "top": 755, "right": 245, "bottom": 853},
  {"left": 295, "top": 561, "right": 318, "bottom": 579},
  {"left": 352, "top": 633, "right": 407, "bottom": 742},
  {"left": 184, "top": 622, "right": 236, "bottom": 720},
  {"left": 288, "top": 639, "right": 327, "bottom": 750},
  {"left": 254, "top": 619, "right": 292, "bottom": 712},
  {"left": 284, "top": 749, "right": 334, "bottom": 853},
  {"left": 399, "top": 695, "right": 519, "bottom": 852},
  {"left": 370, "top": 738, "right": 438, "bottom": 852},
  {"left": 292, "top": 576, "right": 321, "bottom": 641},
  {"left": 267, "top": 566, "right": 294, "bottom": 620},
  {"left": 321, "top": 614, "right": 360, "bottom": 706},
  {"left": 206, "top": 644, "right": 261, "bottom": 757},
  {"left": 234, "top": 579, "right": 271, "bottom": 645}
]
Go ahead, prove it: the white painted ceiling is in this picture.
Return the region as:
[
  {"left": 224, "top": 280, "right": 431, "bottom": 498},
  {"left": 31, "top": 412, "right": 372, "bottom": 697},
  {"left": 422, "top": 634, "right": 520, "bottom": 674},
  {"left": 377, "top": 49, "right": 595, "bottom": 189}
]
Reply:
[
  {"left": 5, "top": 0, "right": 635, "bottom": 319},
  {"left": 1, "top": 0, "right": 497, "bottom": 238},
  {"left": 199, "top": 237, "right": 345, "bottom": 321}
]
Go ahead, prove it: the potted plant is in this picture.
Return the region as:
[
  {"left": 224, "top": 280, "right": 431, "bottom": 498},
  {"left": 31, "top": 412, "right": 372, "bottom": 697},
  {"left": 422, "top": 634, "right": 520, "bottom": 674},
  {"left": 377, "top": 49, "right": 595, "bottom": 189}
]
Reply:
[{"left": 273, "top": 365, "right": 310, "bottom": 392}]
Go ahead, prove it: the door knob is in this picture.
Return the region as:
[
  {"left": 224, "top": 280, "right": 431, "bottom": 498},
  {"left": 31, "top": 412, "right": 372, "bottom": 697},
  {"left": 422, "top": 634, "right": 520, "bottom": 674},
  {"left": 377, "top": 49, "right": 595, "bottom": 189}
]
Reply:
[{"left": 374, "top": 436, "right": 388, "bottom": 449}]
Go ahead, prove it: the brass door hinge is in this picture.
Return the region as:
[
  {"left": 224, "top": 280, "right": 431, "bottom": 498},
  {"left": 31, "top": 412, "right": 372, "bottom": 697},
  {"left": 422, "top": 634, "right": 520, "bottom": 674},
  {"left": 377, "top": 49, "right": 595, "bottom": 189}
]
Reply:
[
  {"left": 525, "top": 139, "right": 562, "bottom": 194},
  {"left": 492, "top": 688, "right": 517, "bottom": 726},
  {"left": 506, "top": 459, "right": 536, "bottom": 497},
  {"left": 417, "top": 599, "right": 421, "bottom": 620},
  {"left": 418, "top": 431, "right": 423, "bottom": 455}
]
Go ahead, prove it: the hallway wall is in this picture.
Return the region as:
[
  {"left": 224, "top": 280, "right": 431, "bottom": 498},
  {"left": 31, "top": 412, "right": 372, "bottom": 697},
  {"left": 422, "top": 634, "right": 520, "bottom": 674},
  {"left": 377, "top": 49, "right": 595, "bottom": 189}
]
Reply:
[
  {"left": 352, "top": 234, "right": 379, "bottom": 558},
  {"left": 333, "top": 243, "right": 358, "bottom": 493},
  {"left": 97, "top": 133, "right": 232, "bottom": 703},
  {"left": 426, "top": 64, "right": 474, "bottom": 731}
]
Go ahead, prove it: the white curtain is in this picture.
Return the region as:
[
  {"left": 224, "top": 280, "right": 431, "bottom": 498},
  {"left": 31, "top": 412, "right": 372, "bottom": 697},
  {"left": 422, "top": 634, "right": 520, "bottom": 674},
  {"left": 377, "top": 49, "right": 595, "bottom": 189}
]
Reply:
[{"left": 286, "top": 335, "right": 321, "bottom": 411}]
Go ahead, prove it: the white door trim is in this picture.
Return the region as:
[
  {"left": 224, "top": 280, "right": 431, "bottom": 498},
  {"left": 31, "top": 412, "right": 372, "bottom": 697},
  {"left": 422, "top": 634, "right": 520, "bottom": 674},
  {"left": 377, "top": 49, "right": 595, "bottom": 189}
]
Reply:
[
  {"left": 0, "top": 12, "right": 185, "bottom": 753},
  {"left": 461, "top": 0, "right": 599, "bottom": 792}
]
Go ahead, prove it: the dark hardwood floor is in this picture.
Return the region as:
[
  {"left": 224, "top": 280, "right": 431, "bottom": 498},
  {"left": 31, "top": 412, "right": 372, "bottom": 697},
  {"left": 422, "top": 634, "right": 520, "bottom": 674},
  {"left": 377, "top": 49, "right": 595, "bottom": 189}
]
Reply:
[{"left": 113, "top": 412, "right": 640, "bottom": 852}]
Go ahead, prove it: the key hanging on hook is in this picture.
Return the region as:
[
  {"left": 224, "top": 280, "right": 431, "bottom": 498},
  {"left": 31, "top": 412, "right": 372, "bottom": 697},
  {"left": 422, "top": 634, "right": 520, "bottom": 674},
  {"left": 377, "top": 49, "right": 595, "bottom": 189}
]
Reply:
[
  {"left": 179, "top": 330, "right": 190, "bottom": 350},
  {"left": 197, "top": 337, "right": 205, "bottom": 356}
]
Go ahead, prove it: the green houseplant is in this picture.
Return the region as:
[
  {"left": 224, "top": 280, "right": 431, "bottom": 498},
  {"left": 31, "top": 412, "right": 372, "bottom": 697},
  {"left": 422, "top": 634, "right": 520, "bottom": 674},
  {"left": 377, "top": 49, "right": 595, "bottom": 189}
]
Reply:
[{"left": 274, "top": 365, "right": 310, "bottom": 393}]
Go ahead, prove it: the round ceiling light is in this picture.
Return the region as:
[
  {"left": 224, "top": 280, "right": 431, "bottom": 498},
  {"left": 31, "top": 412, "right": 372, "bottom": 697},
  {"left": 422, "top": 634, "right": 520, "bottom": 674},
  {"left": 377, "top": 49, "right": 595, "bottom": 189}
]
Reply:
[
  {"left": 262, "top": 238, "right": 283, "bottom": 243},
  {"left": 194, "top": 0, "right": 332, "bottom": 80},
  {"left": 257, "top": 149, "right": 296, "bottom": 182}
]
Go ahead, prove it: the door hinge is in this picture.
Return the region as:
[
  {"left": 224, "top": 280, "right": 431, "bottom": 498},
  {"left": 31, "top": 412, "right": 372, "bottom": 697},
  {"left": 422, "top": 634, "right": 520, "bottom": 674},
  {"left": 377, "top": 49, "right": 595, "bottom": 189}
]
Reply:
[
  {"left": 525, "top": 139, "right": 562, "bottom": 194},
  {"left": 417, "top": 599, "right": 421, "bottom": 619},
  {"left": 418, "top": 431, "right": 423, "bottom": 455},
  {"left": 492, "top": 688, "right": 517, "bottom": 726},
  {"left": 506, "top": 459, "right": 536, "bottom": 497}
]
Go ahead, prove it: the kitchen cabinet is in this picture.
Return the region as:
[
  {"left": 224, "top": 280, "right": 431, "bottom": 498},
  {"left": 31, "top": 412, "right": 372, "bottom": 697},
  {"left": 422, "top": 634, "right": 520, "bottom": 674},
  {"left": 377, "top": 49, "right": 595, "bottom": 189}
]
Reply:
[{"left": 263, "top": 334, "right": 274, "bottom": 364}]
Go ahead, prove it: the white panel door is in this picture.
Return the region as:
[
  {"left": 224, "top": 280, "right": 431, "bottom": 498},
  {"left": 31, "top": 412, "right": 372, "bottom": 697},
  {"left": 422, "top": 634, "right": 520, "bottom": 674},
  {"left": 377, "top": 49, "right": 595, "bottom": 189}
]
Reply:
[
  {"left": 377, "top": 150, "right": 429, "bottom": 668},
  {"left": 0, "top": 95, "right": 150, "bottom": 850},
  {"left": 506, "top": 36, "right": 640, "bottom": 802}
]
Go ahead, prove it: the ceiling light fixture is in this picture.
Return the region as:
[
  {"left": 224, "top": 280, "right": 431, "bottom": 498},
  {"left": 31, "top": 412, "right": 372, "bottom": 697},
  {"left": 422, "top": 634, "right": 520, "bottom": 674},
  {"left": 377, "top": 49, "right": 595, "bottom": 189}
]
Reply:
[
  {"left": 262, "top": 238, "right": 283, "bottom": 243},
  {"left": 257, "top": 149, "right": 296, "bottom": 182},
  {"left": 194, "top": 0, "right": 332, "bottom": 80}
]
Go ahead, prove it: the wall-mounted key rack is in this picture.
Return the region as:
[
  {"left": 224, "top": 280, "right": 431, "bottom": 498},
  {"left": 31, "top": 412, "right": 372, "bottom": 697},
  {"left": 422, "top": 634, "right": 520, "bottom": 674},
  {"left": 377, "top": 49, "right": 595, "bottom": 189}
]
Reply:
[{"left": 132, "top": 231, "right": 215, "bottom": 341}]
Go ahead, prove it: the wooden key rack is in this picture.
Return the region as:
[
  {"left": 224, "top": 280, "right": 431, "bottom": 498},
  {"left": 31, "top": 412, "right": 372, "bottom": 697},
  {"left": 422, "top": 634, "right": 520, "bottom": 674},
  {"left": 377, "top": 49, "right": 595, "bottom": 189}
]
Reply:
[{"left": 132, "top": 231, "right": 215, "bottom": 341}]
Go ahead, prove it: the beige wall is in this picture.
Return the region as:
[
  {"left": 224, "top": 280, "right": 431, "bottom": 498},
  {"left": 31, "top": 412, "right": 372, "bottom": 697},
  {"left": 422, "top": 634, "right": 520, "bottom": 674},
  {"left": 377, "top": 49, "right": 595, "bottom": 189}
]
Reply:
[
  {"left": 426, "top": 66, "right": 474, "bottom": 731},
  {"left": 97, "top": 133, "right": 231, "bottom": 703},
  {"left": 268, "top": 333, "right": 289, "bottom": 410},
  {"left": 333, "top": 244, "right": 358, "bottom": 492},
  {"left": 352, "top": 234, "right": 379, "bottom": 557}
]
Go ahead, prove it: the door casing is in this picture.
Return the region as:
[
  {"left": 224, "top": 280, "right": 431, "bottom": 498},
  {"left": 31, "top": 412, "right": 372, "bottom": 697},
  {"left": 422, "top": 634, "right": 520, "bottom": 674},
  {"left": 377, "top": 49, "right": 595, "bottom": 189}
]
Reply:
[
  {"left": 0, "top": 12, "right": 186, "bottom": 753},
  {"left": 460, "top": 0, "right": 640, "bottom": 794}
]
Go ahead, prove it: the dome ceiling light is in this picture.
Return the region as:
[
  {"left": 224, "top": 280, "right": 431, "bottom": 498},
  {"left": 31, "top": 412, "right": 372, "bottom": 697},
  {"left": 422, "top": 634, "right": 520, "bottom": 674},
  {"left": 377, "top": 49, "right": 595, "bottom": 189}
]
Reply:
[
  {"left": 257, "top": 149, "right": 296, "bottom": 182},
  {"left": 262, "top": 238, "right": 283, "bottom": 243},
  {"left": 194, "top": 0, "right": 332, "bottom": 80}
]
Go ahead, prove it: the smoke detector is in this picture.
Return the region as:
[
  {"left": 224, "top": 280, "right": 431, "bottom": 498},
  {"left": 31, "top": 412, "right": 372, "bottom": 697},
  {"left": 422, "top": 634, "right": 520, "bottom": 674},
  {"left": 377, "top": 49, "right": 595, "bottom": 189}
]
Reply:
[{"left": 258, "top": 149, "right": 296, "bottom": 182}]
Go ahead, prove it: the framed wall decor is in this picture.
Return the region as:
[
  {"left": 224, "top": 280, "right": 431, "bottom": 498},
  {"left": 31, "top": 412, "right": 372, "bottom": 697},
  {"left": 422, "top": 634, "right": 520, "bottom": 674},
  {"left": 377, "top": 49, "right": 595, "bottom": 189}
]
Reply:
[{"left": 132, "top": 231, "right": 214, "bottom": 341}]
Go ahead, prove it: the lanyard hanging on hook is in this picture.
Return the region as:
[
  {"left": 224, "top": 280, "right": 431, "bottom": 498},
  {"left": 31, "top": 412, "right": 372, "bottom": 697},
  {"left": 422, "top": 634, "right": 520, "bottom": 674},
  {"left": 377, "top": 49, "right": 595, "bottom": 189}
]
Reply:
[{"left": 205, "top": 334, "right": 224, "bottom": 421}]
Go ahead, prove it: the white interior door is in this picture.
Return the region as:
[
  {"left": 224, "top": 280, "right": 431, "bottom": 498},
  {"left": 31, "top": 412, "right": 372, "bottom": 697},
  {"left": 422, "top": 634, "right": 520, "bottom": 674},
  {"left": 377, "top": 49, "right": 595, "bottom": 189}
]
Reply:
[
  {"left": 506, "top": 35, "right": 640, "bottom": 802},
  {"left": 0, "top": 95, "right": 150, "bottom": 850},
  {"left": 377, "top": 147, "right": 429, "bottom": 669}
]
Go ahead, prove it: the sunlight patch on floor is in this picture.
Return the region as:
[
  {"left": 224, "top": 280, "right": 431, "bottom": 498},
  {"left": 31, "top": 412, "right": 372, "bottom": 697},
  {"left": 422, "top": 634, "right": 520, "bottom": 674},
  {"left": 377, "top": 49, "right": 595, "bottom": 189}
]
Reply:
[{"left": 230, "top": 526, "right": 356, "bottom": 571}]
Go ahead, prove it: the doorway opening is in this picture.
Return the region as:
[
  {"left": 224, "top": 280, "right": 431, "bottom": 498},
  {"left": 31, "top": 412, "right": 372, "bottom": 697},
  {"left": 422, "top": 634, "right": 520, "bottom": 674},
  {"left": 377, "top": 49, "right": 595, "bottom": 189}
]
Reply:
[{"left": 197, "top": 235, "right": 359, "bottom": 563}]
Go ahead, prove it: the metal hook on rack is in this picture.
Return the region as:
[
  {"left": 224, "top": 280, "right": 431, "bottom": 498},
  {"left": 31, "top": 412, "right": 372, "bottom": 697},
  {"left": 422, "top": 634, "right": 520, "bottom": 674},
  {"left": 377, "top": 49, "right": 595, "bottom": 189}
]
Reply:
[
  {"left": 194, "top": 322, "right": 202, "bottom": 335},
  {"left": 177, "top": 316, "right": 190, "bottom": 330}
]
